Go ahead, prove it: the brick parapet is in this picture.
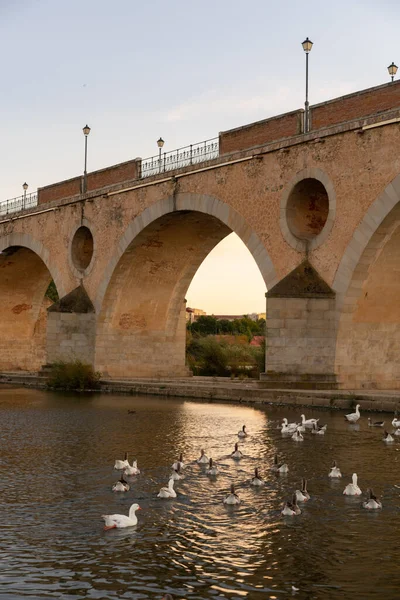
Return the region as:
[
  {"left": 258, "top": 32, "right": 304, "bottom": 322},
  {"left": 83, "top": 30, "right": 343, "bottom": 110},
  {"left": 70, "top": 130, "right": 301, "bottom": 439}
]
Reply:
[{"left": 12, "top": 103, "right": 400, "bottom": 214}]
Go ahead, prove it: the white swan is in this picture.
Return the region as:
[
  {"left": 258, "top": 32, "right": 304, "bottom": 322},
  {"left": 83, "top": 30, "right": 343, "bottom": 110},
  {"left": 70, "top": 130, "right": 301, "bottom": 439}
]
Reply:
[
  {"left": 311, "top": 422, "right": 327, "bottom": 435},
  {"left": 223, "top": 484, "right": 240, "bottom": 505},
  {"left": 231, "top": 443, "right": 243, "bottom": 460},
  {"left": 102, "top": 503, "right": 141, "bottom": 529},
  {"left": 281, "top": 493, "right": 301, "bottom": 516},
  {"left": 197, "top": 449, "right": 209, "bottom": 464},
  {"left": 328, "top": 460, "right": 342, "bottom": 478},
  {"left": 124, "top": 460, "right": 140, "bottom": 476},
  {"left": 383, "top": 430, "right": 394, "bottom": 443},
  {"left": 114, "top": 452, "right": 129, "bottom": 470},
  {"left": 343, "top": 473, "right": 362, "bottom": 495},
  {"left": 271, "top": 454, "right": 289, "bottom": 474},
  {"left": 394, "top": 429, "right": 400, "bottom": 436},
  {"left": 238, "top": 425, "right": 248, "bottom": 438},
  {"left": 292, "top": 429, "right": 304, "bottom": 442},
  {"left": 301, "top": 414, "right": 319, "bottom": 429},
  {"left": 157, "top": 478, "right": 177, "bottom": 499},
  {"left": 345, "top": 404, "right": 361, "bottom": 423},
  {"left": 295, "top": 478, "right": 310, "bottom": 502},
  {"left": 170, "top": 463, "right": 184, "bottom": 480},
  {"left": 250, "top": 468, "right": 264, "bottom": 486},
  {"left": 171, "top": 453, "right": 185, "bottom": 470},
  {"left": 362, "top": 488, "right": 382, "bottom": 510},
  {"left": 206, "top": 458, "right": 219, "bottom": 476},
  {"left": 112, "top": 476, "right": 130, "bottom": 492},
  {"left": 368, "top": 418, "right": 385, "bottom": 427}
]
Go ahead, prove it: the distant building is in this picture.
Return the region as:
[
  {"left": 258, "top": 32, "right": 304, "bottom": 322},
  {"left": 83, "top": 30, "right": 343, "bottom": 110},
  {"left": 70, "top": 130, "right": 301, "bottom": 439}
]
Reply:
[
  {"left": 186, "top": 307, "right": 206, "bottom": 323},
  {"left": 213, "top": 313, "right": 266, "bottom": 322}
]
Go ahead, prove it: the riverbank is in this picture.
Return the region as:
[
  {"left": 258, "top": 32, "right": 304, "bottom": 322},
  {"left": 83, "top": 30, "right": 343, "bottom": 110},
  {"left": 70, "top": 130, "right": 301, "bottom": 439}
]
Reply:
[{"left": 1, "top": 372, "right": 400, "bottom": 412}]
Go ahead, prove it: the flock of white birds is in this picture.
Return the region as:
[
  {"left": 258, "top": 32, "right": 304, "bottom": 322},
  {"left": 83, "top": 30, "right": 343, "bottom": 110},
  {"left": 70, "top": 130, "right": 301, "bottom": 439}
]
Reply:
[{"left": 101, "top": 404, "right": 400, "bottom": 528}]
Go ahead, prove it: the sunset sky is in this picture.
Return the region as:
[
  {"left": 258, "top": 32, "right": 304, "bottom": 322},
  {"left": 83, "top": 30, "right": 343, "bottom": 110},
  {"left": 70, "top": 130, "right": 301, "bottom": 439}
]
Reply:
[{"left": 0, "top": 0, "right": 398, "bottom": 313}]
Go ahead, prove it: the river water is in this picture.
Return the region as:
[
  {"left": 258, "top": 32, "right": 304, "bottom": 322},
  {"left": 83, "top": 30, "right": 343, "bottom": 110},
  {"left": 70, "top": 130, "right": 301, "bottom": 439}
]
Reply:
[{"left": 0, "top": 388, "right": 399, "bottom": 600}]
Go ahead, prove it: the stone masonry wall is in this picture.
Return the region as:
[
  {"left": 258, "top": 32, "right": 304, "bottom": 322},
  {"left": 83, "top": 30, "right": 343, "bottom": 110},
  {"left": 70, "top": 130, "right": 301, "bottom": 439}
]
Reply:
[
  {"left": 265, "top": 297, "right": 336, "bottom": 375},
  {"left": 46, "top": 313, "right": 96, "bottom": 365}
]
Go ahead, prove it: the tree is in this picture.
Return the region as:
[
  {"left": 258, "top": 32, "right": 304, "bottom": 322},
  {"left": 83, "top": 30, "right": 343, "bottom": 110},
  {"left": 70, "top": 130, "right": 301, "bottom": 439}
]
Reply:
[{"left": 189, "top": 315, "right": 219, "bottom": 336}]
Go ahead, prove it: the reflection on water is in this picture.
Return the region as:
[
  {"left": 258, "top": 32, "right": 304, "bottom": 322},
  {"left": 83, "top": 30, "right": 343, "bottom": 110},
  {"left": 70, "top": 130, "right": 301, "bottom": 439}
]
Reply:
[{"left": 0, "top": 388, "right": 399, "bottom": 599}]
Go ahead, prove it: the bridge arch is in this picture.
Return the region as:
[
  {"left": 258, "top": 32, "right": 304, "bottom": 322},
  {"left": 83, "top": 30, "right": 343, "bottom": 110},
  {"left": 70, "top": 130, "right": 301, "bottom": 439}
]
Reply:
[
  {"left": 94, "top": 193, "right": 276, "bottom": 378},
  {"left": 333, "top": 174, "right": 400, "bottom": 389},
  {"left": 0, "top": 233, "right": 64, "bottom": 372},
  {"left": 0, "top": 232, "right": 66, "bottom": 298}
]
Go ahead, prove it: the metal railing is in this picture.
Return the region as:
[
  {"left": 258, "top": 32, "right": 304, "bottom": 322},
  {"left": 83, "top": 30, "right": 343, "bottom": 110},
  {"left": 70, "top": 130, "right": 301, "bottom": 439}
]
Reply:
[
  {"left": 0, "top": 136, "right": 220, "bottom": 217},
  {"left": 0, "top": 192, "right": 38, "bottom": 217},
  {"left": 140, "top": 137, "right": 219, "bottom": 178}
]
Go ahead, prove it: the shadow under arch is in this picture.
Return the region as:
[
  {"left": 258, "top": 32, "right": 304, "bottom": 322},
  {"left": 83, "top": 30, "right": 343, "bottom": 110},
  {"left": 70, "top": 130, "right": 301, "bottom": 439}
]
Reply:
[
  {"left": 95, "top": 193, "right": 276, "bottom": 378},
  {"left": 0, "top": 232, "right": 66, "bottom": 298},
  {"left": 0, "top": 234, "right": 62, "bottom": 372},
  {"left": 333, "top": 173, "right": 400, "bottom": 389}
]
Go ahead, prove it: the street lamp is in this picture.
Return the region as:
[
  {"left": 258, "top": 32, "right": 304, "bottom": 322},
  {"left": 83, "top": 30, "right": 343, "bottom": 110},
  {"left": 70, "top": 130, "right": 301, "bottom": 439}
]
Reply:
[
  {"left": 387, "top": 62, "right": 398, "bottom": 83},
  {"left": 157, "top": 137, "right": 165, "bottom": 173},
  {"left": 22, "top": 182, "right": 28, "bottom": 210},
  {"left": 82, "top": 124, "right": 91, "bottom": 192},
  {"left": 302, "top": 37, "right": 313, "bottom": 133}
]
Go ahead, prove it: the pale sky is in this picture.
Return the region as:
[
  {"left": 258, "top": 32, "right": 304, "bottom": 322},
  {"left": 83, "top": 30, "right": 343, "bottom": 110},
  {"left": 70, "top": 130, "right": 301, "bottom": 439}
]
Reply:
[{"left": 0, "top": 0, "right": 398, "bottom": 313}]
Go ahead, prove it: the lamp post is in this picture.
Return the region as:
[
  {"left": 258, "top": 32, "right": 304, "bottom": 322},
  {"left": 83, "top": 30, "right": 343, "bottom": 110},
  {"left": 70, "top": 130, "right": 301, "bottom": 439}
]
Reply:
[
  {"left": 387, "top": 62, "right": 398, "bottom": 83},
  {"left": 82, "top": 124, "right": 91, "bottom": 192},
  {"left": 157, "top": 137, "right": 165, "bottom": 173},
  {"left": 22, "top": 182, "right": 28, "bottom": 210},
  {"left": 302, "top": 37, "right": 313, "bottom": 133}
]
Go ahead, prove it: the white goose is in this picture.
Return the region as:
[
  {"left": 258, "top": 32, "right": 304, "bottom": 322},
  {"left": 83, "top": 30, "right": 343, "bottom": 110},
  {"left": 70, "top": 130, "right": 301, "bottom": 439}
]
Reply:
[
  {"left": 392, "top": 414, "right": 400, "bottom": 428},
  {"left": 231, "top": 443, "right": 243, "bottom": 460},
  {"left": 271, "top": 454, "right": 289, "bottom": 474},
  {"left": 124, "top": 460, "right": 140, "bottom": 476},
  {"left": 171, "top": 453, "right": 185, "bottom": 470},
  {"left": 102, "top": 503, "right": 141, "bottom": 529},
  {"left": 250, "top": 468, "right": 265, "bottom": 486},
  {"left": 362, "top": 488, "right": 382, "bottom": 510},
  {"left": 281, "top": 493, "right": 301, "bottom": 516},
  {"left": 383, "top": 430, "right": 394, "bottom": 443},
  {"left": 295, "top": 478, "right": 310, "bottom": 502},
  {"left": 223, "top": 484, "right": 240, "bottom": 505},
  {"left": 281, "top": 418, "right": 299, "bottom": 434},
  {"left": 343, "top": 473, "right": 362, "bottom": 496},
  {"left": 238, "top": 425, "right": 248, "bottom": 438},
  {"left": 345, "top": 404, "right": 361, "bottom": 423},
  {"left": 112, "top": 476, "right": 130, "bottom": 492},
  {"left": 114, "top": 452, "right": 129, "bottom": 470},
  {"left": 301, "top": 414, "right": 319, "bottom": 429},
  {"left": 157, "top": 478, "right": 177, "bottom": 499},
  {"left": 292, "top": 429, "right": 304, "bottom": 442},
  {"left": 311, "top": 422, "right": 327, "bottom": 435},
  {"left": 206, "top": 458, "right": 219, "bottom": 476},
  {"left": 170, "top": 463, "right": 184, "bottom": 480},
  {"left": 328, "top": 460, "right": 342, "bottom": 478},
  {"left": 197, "top": 449, "right": 209, "bottom": 464}
]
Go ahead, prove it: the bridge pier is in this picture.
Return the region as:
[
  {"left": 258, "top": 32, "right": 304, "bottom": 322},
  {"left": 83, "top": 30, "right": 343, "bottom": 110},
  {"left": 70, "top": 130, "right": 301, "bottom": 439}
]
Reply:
[
  {"left": 261, "top": 261, "right": 338, "bottom": 389},
  {"left": 46, "top": 286, "right": 96, "bottom": 367}
]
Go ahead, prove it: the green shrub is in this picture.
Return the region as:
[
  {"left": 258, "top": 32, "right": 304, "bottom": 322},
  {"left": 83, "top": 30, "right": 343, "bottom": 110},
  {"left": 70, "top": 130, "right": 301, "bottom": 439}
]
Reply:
[
  {"left": 186, "top": 335, "right": 265, "bottom": 378},
  {"left": 47, "top": 360, "right": 101, "bottom": 391}
]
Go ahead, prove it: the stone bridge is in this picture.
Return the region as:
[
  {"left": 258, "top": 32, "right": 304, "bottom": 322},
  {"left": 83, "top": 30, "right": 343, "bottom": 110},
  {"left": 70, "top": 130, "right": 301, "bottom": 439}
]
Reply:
[{"left": 2, "top": 81, "right": 400, "bottom": 390}]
